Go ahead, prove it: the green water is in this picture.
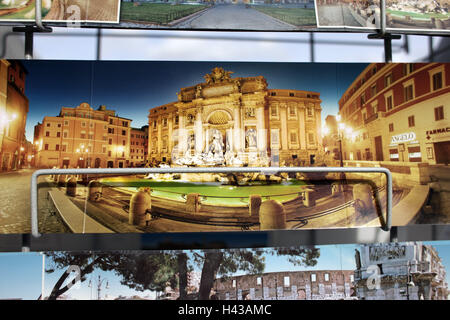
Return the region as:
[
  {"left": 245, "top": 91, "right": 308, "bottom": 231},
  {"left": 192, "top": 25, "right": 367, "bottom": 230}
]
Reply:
[{"left": 100, "top": 177, "right": 307, "bottom": 206}]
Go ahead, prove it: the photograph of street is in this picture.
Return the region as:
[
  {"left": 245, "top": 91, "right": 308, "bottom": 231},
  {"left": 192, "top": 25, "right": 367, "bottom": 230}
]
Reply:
[
  {"left": 0, "top": 61, "right": 449, "bottom": 235},
  {"left": 119, "top": 0, "right": 317, "bottom": 30},
  {"left": 315, "top": 0, "right": 380, "bottom": 29},
  {"left": 386, "top": 0, "right": 450, "bottom": 31},
  {"left": 0, "top": 241, "right": 448, "bottom": 300},
  {"left": 0, "top": 0, "right": 121, "bottom": 23}
]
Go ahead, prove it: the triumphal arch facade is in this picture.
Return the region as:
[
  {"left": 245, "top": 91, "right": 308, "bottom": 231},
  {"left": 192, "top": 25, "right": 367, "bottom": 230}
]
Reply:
[{"left": 148, "top": 67, "right": 323, "bottom": 166}]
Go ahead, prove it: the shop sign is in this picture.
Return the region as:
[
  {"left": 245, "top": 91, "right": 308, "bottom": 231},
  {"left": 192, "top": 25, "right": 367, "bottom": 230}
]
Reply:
[
  {"left": 390, "top": 132, "right": 416, "bottom": 145},
  {"left": 426, "top": 127, "right": 450, "bottom": 140}
]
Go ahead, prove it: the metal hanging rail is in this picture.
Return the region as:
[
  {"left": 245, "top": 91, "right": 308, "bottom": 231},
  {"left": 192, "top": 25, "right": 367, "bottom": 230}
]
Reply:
[
  {"left": 4, "top": 0, "right": 445, "bottom": 62},
  {"left": 367, "top": 0, "right": 401, "bottom": 63},
  {"left": 11, "top": 0, "right": 52, "bottom": 59}
]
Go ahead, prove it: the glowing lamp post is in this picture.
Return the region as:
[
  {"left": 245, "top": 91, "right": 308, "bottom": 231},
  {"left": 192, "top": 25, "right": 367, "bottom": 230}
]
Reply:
[
  {"left": 117, "top": 146, "right": 124, "bottom": 168},
  {"left": 322, "top": 115, "right": 352, "bottom": 168},
  {"left": 76, "top": 144, "right": 89, "bottom": 168},
  {"left": 323, "top": 115, "right": 353, "bottom": 182}
]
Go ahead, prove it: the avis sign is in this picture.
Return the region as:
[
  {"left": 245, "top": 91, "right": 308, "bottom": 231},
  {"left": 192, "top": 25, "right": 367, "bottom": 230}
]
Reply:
[{"left": 390, "top": 132, "right": 416, "bottom": 145}]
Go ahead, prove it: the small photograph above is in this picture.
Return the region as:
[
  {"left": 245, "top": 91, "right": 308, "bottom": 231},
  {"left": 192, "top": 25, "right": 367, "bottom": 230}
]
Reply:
[
  {"left": 315, "top": 0, "right": 380, "bottom": 29},
  {"left": 0, "top": 0, "right": 121, "bottom": 23},
  {"left": 119, "top": 0, "right": 318, "bottom": 31},
  {"left": 386, "top": 0, "right": 450, "bottom": 31}
]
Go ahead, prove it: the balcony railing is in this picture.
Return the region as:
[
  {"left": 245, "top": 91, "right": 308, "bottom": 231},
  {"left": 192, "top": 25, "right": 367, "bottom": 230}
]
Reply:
[{"left": 364, "top": 112, "right": 384, "bottom": 125}]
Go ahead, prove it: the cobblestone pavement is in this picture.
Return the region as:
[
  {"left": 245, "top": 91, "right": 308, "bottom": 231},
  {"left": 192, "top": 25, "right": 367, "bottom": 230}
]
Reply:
[
  {"left": 0, "top": 169, "right": 67, "bottom": 234},
  {"left": 317, "top": 4, "right": 360, "bottom": 27},
  {"left": 177, "top": 4, "right": 297, "bottom": 30}
]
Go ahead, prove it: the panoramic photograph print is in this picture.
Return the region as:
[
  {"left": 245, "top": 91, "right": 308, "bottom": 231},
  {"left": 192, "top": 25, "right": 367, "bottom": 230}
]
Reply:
[
  {"left": 0, "top": 241, "right": 448, "bottom": 300},
  {"left": 119, "top": 0, "right": 318, "bottom": 30},
  {"left": 0, "top": 60, "right": 449, "bottom": 235},
  {"left": 0, "top": 0, "right": 121, "bottom": 23}
]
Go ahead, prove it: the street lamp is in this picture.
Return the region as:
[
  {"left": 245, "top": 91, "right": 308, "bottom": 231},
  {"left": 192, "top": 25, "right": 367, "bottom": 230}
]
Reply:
[
  {"left": 117, "top": 146, "right": 124, "bottom": 168},
  {"left": 0, "top": 111, "right": 18, "bottom": 134},
  {"left": 323, "top": 116, "right": 352, "bottom": 168},
  {"left": 88, "top": 275, "right": 109, "bottom": 300},
  {"left": 76, "top": 144, "right": 89, "bottom": 168},
  {"left": 323, "top": 115, "right": 353, "bottom": 183}
]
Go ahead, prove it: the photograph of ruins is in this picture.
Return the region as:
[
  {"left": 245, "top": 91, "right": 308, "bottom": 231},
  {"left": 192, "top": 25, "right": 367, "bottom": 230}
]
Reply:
[
  {"left": 0, "top": 60, "right": 449, "bottom": 235},
  {"left": 0, "top": 0, "right": 121, "bottom": 23}
]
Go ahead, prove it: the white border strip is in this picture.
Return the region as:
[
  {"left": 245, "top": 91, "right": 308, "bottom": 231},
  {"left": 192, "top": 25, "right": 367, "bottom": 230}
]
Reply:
[{"left": 31, "top": 166, "right": 393, "bottom": 238}]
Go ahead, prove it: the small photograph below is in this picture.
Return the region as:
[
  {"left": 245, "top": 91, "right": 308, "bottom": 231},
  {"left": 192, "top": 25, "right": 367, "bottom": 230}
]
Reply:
[
  {"left": 315, "top": 0, "right": 380, "bottom": 29},
  {"left": 386, "top": 0, "right": 450, "bottom": 31},
  {"left": 0, "top": 0, "right": 121, "bottom": 23}
]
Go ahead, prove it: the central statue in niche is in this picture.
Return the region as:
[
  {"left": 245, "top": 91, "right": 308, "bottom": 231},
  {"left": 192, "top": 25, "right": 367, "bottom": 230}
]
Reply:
[{"left": 207, "top": 129, "right": 225, "bottom": 161}]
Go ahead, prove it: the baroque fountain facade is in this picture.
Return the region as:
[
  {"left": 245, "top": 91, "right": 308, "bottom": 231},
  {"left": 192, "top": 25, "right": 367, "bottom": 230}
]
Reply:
[{"left": 148, "top": 67, "right": 324, "bottom": 168}]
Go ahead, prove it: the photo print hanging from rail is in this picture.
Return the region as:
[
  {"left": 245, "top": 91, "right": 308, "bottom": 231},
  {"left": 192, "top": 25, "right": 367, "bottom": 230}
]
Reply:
[
  {"left": 0, "top": 0, "right": 121, "bottom": 24},
  {"left": 314, "top": 0, "right": 381, "bottom": 29},
  {"left": 385, "top": 0, "right": 450, "bottom": 32}
]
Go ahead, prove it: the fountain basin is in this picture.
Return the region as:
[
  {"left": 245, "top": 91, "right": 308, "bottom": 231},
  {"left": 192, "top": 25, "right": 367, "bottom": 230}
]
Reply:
[{"left": 100, "top": 177, "right": 308, "bottom": 207}]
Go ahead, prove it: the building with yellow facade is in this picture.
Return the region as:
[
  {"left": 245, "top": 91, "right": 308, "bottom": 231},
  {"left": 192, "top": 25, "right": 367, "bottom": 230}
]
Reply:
[
  {"left": 0, "top": 60, "right": 29, "bottom": 172},
  {"left": 338, "top": 63, "right": 450, "bottom": 165}
]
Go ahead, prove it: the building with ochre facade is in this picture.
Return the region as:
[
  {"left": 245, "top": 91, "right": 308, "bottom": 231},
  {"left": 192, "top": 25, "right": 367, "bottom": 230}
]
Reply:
[
  {"left": 0, "top": 60, "right": 29, "bottom": 172},
  {"left": 34, "top": 103, "right": 132, "bottom": 168},
  {"left": 338, "top": 63, "right": 450, "bottom": 165}
]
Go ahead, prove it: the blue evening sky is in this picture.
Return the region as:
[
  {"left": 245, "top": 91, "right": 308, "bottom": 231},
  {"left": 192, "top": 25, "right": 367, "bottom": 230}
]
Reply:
[
  {"left": 1, "top": 241, "right": 449, "bottom": 300},
  {"left": 21, "top": 61, "right": 367, "bottom": 141}
]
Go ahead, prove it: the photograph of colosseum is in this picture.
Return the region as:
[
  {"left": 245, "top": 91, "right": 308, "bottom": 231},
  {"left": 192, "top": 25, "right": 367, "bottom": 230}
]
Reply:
[
  {"left": 0, "top": 0, "right": 121, "bottom": 23},
  {"left": 0, "top": 60, "right": 449, "bottom": 235}
]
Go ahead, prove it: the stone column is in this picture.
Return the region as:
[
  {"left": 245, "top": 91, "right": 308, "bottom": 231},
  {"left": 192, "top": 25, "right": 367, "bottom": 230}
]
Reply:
[
  {"left": 233, "top": 107, "right": 241, "bottom": 152},
  {"left": 195, "top": 109, "right": 203, "bottom": 155},
  {"left": 205, "top": 125, "right": 210, "bottom": 151},
  {"left": 256, "top": 105, "right": 266, "bottom": 153},
  {"left": 225, "top": 127, "right": 234, "bottom": 151},
  {"left": 316, "top": 104, "right": 323, "bottom": 147},
  {"left": 157, "top": 115, "right": 162, "bottom": 156},
  {"left": 298, "top": 104, "right": 306, "bottom": 150},
  {"left": 168, "top": 114, "right": 173, "bottom": 155},
  {"left": 280, "top": 103, "right": 288, "bottom": 151},
  {"left": 178, "top": 112, "right": 186, "bottom": 157},
  {"left": 148, "top": 124, "right": 153, "bottom": 162}
]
